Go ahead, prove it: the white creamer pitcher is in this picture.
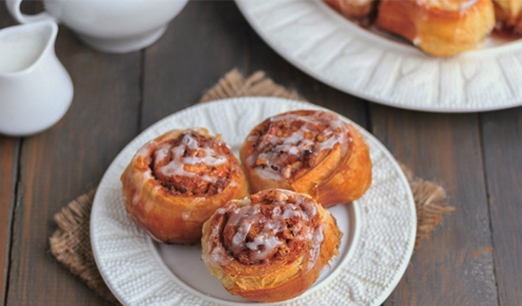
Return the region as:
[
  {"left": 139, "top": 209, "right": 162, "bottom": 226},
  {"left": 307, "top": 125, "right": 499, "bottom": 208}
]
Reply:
[
  {"left": 6, "top": 0, "right": 189, "bottom": 53},
  {"left": 0, "top": 22, "right": 73, "bottom": 136}
]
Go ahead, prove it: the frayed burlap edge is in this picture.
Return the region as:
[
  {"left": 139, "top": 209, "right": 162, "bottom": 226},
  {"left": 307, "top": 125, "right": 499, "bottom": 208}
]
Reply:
[
  {"left": 399, "top": 166, "right": 455, "bottom": 248},
  {"left": 49, "top": 69, "right": 455, "bottom": 304},
  {"left": 199, "top": 69, "right": 303, "bottom": 103},
  {"left": 49, "top": 190, "right": 119, "bottom": 304}
]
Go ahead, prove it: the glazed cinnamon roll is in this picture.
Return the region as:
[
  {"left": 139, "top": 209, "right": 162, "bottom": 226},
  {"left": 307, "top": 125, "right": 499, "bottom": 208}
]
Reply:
[
  {"left": 201, "top": 189, "right": 341, "bottom": 302},
  {"left": 240, "top": 110, "right": 372, "bottom": 208},
  {"left": 376, "top": 0, "right": 495, "bottom": 56},
  {"left": 121, "top": 128, "right": 248, "bottom": 244}
]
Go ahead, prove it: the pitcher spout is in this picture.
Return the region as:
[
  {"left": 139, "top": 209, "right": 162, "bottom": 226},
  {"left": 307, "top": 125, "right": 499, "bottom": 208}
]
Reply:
[{"left": 0, "top": 21, "right": 58, "bottom": 77}]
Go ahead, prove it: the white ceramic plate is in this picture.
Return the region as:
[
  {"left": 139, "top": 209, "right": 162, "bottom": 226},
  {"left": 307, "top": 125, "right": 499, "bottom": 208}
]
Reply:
[
  {"left": 235, "top": 0, "right": 522, "bottom": 112},
  {"left": 91, "top": 97, "right": 416, "bottom": 306}
]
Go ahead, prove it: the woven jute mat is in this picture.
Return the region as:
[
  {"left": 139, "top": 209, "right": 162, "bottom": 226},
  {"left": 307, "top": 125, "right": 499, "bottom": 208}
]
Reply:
[{"left": 49, "top": 69, "right": 455, "bottom": 304}]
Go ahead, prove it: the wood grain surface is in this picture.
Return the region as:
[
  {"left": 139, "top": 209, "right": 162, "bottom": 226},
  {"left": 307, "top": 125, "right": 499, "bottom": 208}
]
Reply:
[
  {"left": 0, "top": 138, "right": 19, "bottom": 304},
  {"left": 371, "top": 108, "right": 498, "bottom": 306},
  {"left": 0, "top": 1, "right": 520, "bottom": 305},
  {"left": 0, "top": 10, "right": 19, "bottom": 306},
  {"left": 481, "top": 109, "right": 522, "bottom": 306}
]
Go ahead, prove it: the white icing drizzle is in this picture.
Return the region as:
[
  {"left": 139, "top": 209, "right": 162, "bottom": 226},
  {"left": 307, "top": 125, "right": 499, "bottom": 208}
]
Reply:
[
  {"left": 136, "top": 140, "right": 156, "bottom": 159},
  {"left": 247, "top": 235, "right": 282, "bottom": 261},
  {"left": 226, "top": 204, "right": 285, "bottom": 261},
  {"left": 281, "top": 204, "right": 308, "bottom": 220},
  {"left": 207, "top": 190, "right": 326, "bottom": 269},
  {"left": 183, "top": 147, "right": 227, "bottom": 166},
  {"left": 307, "top": 225, "right": 324, "bottom": 270},
  {"left": 418, "top": 0, "right": 477, "bottom": 11},
  {"left": 227, "top": 205, "right": 260, "bottom": 226},
  {"left": 181, "top": 211, "right": 191, "bottom": 220},
  {"left": 246, "top": 154, "right": 257, "bottom": 166},
  {"left": 153, "top": 133, "right": 228, "bottom": 184},
  {"left": 248, "top": 111, "right": 350, "bottom": 181},
  {"left": 301, "top": 200, "right": 317, "bottom": 218},
  {"left": 153, "top": 144, "right": 170, "bottom": 162},
  {"left": 228, "top": 180, "right": 238, "bottom": 188},
  {"left": 215, "top": 192, "right": 321, "bottom": 265},
  {"left": 210, "top": 245, "right": 230, "bottom": 265},
  {"left": 232, "top": 221, "right": 253, "bottom": 248},
  {"left": 288, "top": 146, "right": 299, "bottom": 155},
  {"left": 193, "top": 197, "right": 205, "bottom": 203},
  {"left": 459, "top": 0, "right": 477, "bottom": 10},
  {"left": 131, "top": 193, "right": 140, "bottom": 206},
  {"left": 182, "top": 133, "right": 199, "bottom": 149},
  {"left": 319, "top": 133, "right": 341, "bottom": 150},
  {"left": 254, "top": 167, "right": 283, "bottom": 181}
]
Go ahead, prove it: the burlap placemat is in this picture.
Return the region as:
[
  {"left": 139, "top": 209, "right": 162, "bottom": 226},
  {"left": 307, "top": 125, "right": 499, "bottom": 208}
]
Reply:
[{"left": 49, "top": 69, "right": 455, "bottom": 304}]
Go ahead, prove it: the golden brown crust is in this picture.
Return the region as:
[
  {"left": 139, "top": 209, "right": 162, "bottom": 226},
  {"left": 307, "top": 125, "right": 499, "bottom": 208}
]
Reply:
[
  {"left": 201, "top": 189, "right": 342, "bottom": 302},
  {"left": 376, "top": 0, "right": 495, "bottom": 56},
  {"left": 240, "top": 110, "right": 372, "bottom": 208},
  {"left": 121, "top": 128, "right": 248, "bottom": 244},
  {"left": 324, "top": 0, "right": 375, "bottom": 19}
]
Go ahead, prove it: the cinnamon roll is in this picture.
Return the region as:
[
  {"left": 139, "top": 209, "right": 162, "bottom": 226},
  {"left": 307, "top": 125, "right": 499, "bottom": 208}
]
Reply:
[
  {"left": 376, "top": 0, "right": 495, "bottom": 56},
  {"left": 201, "top": 189, "right": 341, "bottom": 302},
  {"left": 121, "top": 128, "right": 248, "bottom": 244},
  {"left": 240, "top": 110, "right": 372, "bottom": 208}
]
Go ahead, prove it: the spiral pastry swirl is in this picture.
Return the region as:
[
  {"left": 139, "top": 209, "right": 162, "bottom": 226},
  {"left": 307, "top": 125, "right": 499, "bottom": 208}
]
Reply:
[
  {"left": 201, "top": 189, "right": 341, "bottom": 302},
  {"left": 240, "top": 110, "right": 372, "bottom": 207},
  {"left": 121, "top": 128, "right": 248, "bottom": 244}
]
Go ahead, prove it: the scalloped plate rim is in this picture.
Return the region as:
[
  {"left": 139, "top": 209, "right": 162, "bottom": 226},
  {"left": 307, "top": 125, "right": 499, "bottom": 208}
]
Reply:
[{"left": 235, "top": 0, "right": 522, "bottom": 113}]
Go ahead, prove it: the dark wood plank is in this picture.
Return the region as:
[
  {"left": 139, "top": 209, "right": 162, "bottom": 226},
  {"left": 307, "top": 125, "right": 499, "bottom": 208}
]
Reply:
[
  {"left": 0, "top": 138, "right": 19, "bottom": 304},
  {"left": 5, "top": 23, "right": 142, "bottom": 306},
  {"left": 142, "top": 1, "right": 251, "bottom": 128},
  {"left": 481, "top": 108, "right": 522, "bottom": 306},
  {"left": 143, "top": 1, "right": 368, "bottom": 130},
  {"left": 371, "top": 106, "right": 498, "bottom": 305},
  {"left": 0, "top": 10, "right": 19, "bottom": 305}
]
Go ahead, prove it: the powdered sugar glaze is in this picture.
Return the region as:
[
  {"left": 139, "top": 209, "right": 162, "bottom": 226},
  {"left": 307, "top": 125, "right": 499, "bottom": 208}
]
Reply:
[
  {"left": 247, "top": 111, "right": 352, "bottom": 181},
  {"left": 208, "top": 190, "right": 325, "bottom": 269},
  {"left": 135, "top": 130, "right": 236, "bottom": 196},
  {"left": 154, "top": 133, "right": 227, "bottom": 183}
]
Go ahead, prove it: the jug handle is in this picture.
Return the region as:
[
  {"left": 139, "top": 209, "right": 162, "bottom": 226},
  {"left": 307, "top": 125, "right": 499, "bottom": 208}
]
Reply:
[{"left": 6, "top": 0, "right": 57, "bottom": 24}]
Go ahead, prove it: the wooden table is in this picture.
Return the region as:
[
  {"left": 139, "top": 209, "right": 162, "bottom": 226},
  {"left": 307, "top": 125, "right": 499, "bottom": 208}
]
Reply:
[{"left": 0, "top": 2, "right": 520, "bottom": 305}]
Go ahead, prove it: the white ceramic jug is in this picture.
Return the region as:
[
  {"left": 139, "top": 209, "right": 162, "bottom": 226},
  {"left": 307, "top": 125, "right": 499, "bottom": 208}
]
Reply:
[
  {"left": 6, "top": 0, "right": 189, "bottom": 53},
  {"left": 0, "top": 21, "right": 73, "bottom": 136}
]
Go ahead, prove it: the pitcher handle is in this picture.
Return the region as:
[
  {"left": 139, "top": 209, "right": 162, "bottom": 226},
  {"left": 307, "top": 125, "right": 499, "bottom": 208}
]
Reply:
[{"left": 6, "top": 0, "right": 57, "bottom": 24}]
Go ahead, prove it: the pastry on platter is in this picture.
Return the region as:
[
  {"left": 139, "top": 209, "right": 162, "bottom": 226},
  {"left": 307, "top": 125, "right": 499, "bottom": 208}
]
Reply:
[
  {"left": 240, "top": 110, "right": 372, "bottom": 208},
  {"left": 201, "top": 188, "right": 342, "bottom": 302},
  {"left": 376, "top": 0, "right": 495, "bottom": 56},
  {"left": 324, "top": 0, "right": 375, "bottom": 19},
  {"left": 494, "top": 0, "right": 522, "bottom": 33},
  {"left": 121, "top": 128, "right": 248, "bottom": 244}
]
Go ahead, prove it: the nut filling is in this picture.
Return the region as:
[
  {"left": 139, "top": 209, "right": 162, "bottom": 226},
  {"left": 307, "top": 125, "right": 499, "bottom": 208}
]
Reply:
[
  {"left": 212, "top": 190, "right": 324, "bottom": 267},
  {"left": 149, "top": 131, "right": 234, "bottom": 196},
  {"left": 246, "top": 110, "right": 352, "bottom": 181}
]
